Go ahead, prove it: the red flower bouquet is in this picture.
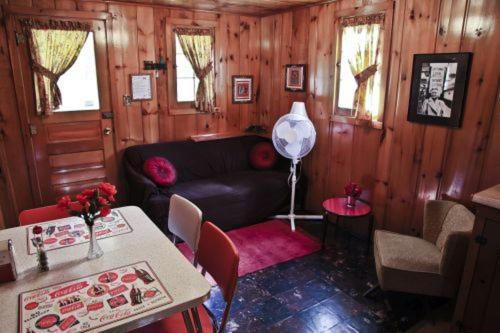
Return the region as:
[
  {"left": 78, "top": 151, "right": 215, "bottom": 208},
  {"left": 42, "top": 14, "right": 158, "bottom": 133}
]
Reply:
[
  {"left": 57, "top": 182, "right": 117, "bottom": 227},
  {"left": 56, "top": 182, "right": 117, "bottom": 260},
  {"left": 344, "top": 182, "right": 362, "bottom": 207}
]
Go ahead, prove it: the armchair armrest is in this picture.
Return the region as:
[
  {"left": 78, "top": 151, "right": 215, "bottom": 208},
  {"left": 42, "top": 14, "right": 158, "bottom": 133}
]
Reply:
[
  {"left": 123, "top": 159, "right": 160, "bottom": 205},
  {"left": 439, "top": 230, "right": 472, "bottom": 280}
]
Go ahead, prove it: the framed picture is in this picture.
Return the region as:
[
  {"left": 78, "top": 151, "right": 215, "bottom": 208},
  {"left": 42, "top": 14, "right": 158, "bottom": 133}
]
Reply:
[
  {"left": 285, "top": 64, "right": 306, "bottom": 92},
  {"left": 130, "top": 74, "right": 153, "bottom": 101},
  {"left": 232, "top": 76, "right": 253, "bottom": 104},
  {"left": 407, "top": 53, "right": 472, "bottom": 128}
]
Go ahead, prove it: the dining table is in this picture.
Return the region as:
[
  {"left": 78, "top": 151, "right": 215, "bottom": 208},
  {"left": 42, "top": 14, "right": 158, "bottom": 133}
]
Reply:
[{"left": 0, "top": 205, "right": 211, "bottom": 333}]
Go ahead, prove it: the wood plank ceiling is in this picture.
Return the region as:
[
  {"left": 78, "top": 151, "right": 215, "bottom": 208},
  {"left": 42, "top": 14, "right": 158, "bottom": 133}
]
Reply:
[{"left": 112, "top": 0, "right": 332, "bottom": 16}]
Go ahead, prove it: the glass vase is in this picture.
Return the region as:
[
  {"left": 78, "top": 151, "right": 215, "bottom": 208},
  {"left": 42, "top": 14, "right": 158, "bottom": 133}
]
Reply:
[
  {"left": 346, "top": 195, "right": 356, "bottom": 208},
  {"left": 87, "top": 223, "right": 103, "bottom": 260},
  {"left": 36, "top": 241, "right": 50, "bottom": 272}
]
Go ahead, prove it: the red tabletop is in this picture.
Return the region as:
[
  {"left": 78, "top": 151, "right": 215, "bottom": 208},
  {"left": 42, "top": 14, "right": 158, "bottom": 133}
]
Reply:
[{"left": 322, "top": 197, "right": 371, "bottom": 217}]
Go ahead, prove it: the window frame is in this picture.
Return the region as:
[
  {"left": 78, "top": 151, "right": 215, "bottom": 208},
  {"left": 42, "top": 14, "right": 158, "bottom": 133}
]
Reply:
[
  {"left": 166, "top": 19, "right": 216, "bottom": 115},
  {"left": 332, "top": 1, "right": 394, "bottom": 129}
]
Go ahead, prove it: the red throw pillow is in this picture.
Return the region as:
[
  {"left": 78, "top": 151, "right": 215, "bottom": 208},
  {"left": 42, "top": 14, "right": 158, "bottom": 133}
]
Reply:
[
  {"left": 143, "top": 157, "right": 177, "bottom": 187},
  {"left": 249, "top": 142, "right": 278, "bottom": 170}
]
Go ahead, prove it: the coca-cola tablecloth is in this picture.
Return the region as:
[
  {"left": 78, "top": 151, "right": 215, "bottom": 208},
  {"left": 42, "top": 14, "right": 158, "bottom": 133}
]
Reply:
[
  {"left": 19, "top": 261, "right": 173, "bottom": 333},
  {"left": 26, "top": 210, "right": 132, "bottom": 254}
]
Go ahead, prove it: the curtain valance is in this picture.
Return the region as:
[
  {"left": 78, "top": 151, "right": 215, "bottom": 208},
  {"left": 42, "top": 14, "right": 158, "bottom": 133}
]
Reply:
[
  {"left": 20, "top": 18, "right": 91, "bottom": 32},
  {"left": 174, "top": 27, "right": 214, "bottom": 37},
  {"left": 340, "top": 13, "right": 385, "bottom": 27}
]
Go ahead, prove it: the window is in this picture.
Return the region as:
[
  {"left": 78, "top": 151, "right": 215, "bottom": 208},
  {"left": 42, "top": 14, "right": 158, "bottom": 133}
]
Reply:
[
  {"left": 22, "top": 18, "right": 100, "bottom": 115},
  {"left": 334, "top": 6, "right": 392, "bottom": 126},
  {"left": 55, "top": 32, "right": 100, "bottom": 112},
  {"left": 175, "top": 34, "right": 199, "bottom": 103},
  {"left": 168, "top": 24, "right": 215, "bottom": 114}
]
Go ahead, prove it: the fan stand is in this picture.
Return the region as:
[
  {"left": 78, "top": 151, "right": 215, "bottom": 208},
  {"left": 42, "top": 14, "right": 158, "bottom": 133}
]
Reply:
[{"left": 273, "top": 159, "right": 323, "bottom": 231}]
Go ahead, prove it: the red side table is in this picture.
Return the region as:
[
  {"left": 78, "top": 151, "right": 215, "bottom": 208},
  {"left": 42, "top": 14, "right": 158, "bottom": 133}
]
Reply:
[{"left": 322, "top": 197, "right": 374, "bottom": 251}]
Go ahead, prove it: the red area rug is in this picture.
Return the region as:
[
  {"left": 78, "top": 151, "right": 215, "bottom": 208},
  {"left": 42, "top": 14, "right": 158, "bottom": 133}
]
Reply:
[{"left": 177, "top": 219, "right": 321, "bottom": 283}]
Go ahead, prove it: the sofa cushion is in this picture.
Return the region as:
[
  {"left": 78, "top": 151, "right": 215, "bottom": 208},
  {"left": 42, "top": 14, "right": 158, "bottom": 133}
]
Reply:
[
  {"left": 143, "top": 157, "right": 177, "bottom": 187},
  {"left": 167, "top": 170, "right": 290, "bottom": 230},
  {"left": 249, "top": 142, "right": 278, "bottom": 170}
]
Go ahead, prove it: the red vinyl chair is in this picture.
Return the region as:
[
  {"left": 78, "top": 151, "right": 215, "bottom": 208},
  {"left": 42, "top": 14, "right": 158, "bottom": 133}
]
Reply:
[
  {"left": 19, "top": 204, "right": 71, "bottom": 226},
  {"left": 134, "top": 221, "right": 240, "bottom": 333}
]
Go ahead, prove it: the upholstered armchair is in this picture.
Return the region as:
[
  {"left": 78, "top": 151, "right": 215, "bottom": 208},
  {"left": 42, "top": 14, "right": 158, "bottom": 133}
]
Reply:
[{"left": 374, "top": 200, "right": 474, "bottom": 298}]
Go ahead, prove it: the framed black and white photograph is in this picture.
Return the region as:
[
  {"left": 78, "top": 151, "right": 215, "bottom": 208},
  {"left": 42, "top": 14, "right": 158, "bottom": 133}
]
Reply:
[
  {"left": 407, "top": 53, "right": 472, "bottom": 128},
  {"left": 285, "top": 64, "right": 306, "bottom": 92}
]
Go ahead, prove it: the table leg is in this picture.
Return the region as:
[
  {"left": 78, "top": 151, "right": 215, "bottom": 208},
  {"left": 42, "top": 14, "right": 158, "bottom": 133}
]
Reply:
[
  {"left": 322, "top": 211, "right": 328, "bottom": 250},
  {"left": 181, "top": 310, "right": 195, "bottom": 333},
  {"left": 334, "top": 215, "right": 340, "bottom": 240},
  {"left": 367, "top": 214, "right": 375, "bottom": 254}
]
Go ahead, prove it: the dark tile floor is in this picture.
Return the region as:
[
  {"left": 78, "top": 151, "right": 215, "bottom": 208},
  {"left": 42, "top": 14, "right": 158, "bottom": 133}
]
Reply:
[{"left": 204, "top": 220, "right": 448, "bottom": 333}]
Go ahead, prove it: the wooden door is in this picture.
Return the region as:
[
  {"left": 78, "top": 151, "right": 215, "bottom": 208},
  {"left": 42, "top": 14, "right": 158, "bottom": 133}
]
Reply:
[{"left": 5, "top": 8, "right": 117, "bottom": 206}]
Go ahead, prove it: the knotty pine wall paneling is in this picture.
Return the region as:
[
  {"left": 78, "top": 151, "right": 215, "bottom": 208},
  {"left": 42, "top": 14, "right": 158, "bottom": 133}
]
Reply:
[
  {"left": 259, "top": 0, "right": 500, "bottom": 236},
  {"left": 0, "top": 0, "right": 261, "bottom": 225},
  {"left": 239, "top": 15, "right": 261, "bottom": 131},
  {"left": 0, "top": 0, "right": 261, "bottom": 149},
  {"left": 0, "top": 3, "right": 36, "bottom": 227}
]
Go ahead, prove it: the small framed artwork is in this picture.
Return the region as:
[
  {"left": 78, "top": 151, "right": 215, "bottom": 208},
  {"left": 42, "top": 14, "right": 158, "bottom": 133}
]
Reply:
[
  {"left": 407, "top": 53, "right": 472, "bottom": 128},
  {"left": 232, "top": 75, "right": 253, "bottom": 104},
  {"left": 130, "top": 74, "right": 153, "bottom": 101},
  {"left": 285, "top": 64, "right": 306, "bottom": 92}
]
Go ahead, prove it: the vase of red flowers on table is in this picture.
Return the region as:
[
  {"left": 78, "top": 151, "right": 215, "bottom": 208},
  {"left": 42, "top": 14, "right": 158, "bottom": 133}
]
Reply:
[
  {"left": 344, "top": 182, "right": 362, "bottom": 208},
  {"left": 57, "top": 182, "right": 117, "bottom": 260}
]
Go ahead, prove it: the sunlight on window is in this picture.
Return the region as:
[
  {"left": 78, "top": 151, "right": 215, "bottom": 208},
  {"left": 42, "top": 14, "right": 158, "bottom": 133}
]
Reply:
[
  {"left": 55, "top": 32, "right": 100, "bottom": 112},
  {"left": 175, "top": 34, "right": 199, "bottom": 102},
  {"left": 337, "top": 23, "right": 382, "bottom": 119}
]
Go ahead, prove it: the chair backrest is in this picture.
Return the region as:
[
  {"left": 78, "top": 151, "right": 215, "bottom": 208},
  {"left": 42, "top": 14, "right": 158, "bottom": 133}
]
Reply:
[
  {"left": 423, "top": 200, "right": 474, "bottom": 249},
  {"left": 196, "top": 222, "right": 239, "bottom": 333},
  {"left": 435, "top": 204, "right": 474, "bottom": 251},
  {"left": 168, "top": 194, "right": 203, "bottom": 253},
  {"left": 19, "top": 205, "right": 70, "bottom": 226}
]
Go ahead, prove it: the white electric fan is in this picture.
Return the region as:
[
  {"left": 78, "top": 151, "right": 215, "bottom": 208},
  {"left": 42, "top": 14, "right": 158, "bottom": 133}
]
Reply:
[{"left": 272, "top": 102, "right": 322, "bottom": 231}]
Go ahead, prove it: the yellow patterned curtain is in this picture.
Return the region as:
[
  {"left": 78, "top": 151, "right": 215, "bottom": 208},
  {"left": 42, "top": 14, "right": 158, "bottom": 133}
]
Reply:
[
  {"left": 20, "top": 19, "right": 90, "bottom": 116},
  {"left": 341, "top": 14, "right": 384, "bottom": 121},
  {"left": 174, "top": 27, "right": 215, "bottom": 113}
]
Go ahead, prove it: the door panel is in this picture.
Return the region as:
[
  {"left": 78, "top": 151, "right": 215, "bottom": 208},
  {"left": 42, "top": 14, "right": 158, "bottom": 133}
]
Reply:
[{"left": 6, "top": 10, "right": 117, "bottom": 206}]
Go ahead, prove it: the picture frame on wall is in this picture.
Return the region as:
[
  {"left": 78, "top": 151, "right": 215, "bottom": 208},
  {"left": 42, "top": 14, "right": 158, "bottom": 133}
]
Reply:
[
  {"left": 130, "top": 74, "right": 153, "bottom": 101},
  {"left": 407, "top": 53, "right": 472, "bottom": 128},
  {"left": 285, "top": 64, "right": 306, "bottom": 92},
  {"left": 232, "top": 75, "right": 253, "bottom": 104}
]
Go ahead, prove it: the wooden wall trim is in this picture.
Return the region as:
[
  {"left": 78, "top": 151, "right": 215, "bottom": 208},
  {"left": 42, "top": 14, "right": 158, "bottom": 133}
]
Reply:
[
  {"left": 3, "top": 4, "right": 110, "bottom": 19},
  {"left": 258, "top": 0, "right": 500, "bottom": 236}
]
